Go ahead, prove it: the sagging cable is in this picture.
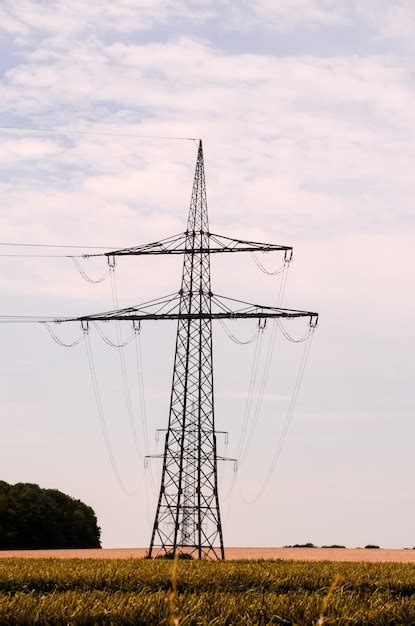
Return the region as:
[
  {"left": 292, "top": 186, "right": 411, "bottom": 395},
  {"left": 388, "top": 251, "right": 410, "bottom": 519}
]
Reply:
[
  {"left": 82, "top": 323, "right": 136, "bottom": 496},
  {"left": 92, "top": 321, "right": 136, "bottom": 348},
  {"left": 237, "top": 260, "right": 291, "bottom": 466},
  {"left": 276, "top": 319, "right": 313, "bottom": 343},
  {"left": 43, "top": 322, "right": 83, "bottom": 347},
  {"left": 71, "top": 256, "right": 111, "bottom": 283},
  {"left": 133, "top": 320, "right": 156, "bottom": 493},
  {"left": 109, "top": 266, "right": 144, "bottom": 461},
  {"left": 219, "top": 318, "right": 263, "bottom": 345},
  {"left": 239, "top": 327, "right": 316, "bottom": 504},
  {"left": 251, "top": 249, "right": 292, "bottom": 276}
]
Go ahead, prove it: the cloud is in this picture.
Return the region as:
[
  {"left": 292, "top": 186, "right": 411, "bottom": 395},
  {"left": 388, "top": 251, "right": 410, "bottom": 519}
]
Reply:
[
  {"left": 358, "top": 0, "right": 415, "bottom": 49},
  {"left": 1, "top": 33, "right": 413, "bottom": 259},
  {"left": 1, "top": 0, "right": 412, "bottom": 51},
  {"left": 251, "top": 0, "right": 349, "bottom": 29},
  {"left": 0, "top": 0, "right": 215, "bottom": 42}
]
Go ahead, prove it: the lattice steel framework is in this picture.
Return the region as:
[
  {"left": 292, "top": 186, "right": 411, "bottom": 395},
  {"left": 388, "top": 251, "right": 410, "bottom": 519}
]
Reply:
[
  {"left": 53, "top": 139, "right": 318, "bottom": 560},
  {"left": 148, "top": 141, "right": 224, "bottom": 558}
]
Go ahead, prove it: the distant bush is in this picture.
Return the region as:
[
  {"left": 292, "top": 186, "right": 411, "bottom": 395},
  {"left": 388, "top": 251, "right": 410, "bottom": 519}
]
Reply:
[
  {"left": 285, "top": 543, "right": 316, "bottom": 548},
  {"left": 321, "top": 545, "right": 346, "bottom": 549},
  {"left": 364, "top": 544, "right": 380, "bottom": 549},
  {"left": 152, "top": 551, "right": 194, "bottom": 560},
  {"left": 0, "top": 481, "right": 101, "bottom": 549}
]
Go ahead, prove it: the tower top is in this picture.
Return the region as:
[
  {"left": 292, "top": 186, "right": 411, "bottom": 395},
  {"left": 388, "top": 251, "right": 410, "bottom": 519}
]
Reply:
[{"left": 187, "top": 139, "right": 208, "bottom": 232}]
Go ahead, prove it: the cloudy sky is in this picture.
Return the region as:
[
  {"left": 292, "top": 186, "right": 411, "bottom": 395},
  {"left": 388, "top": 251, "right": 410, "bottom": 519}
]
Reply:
[{"left": 0, "top": 1, "right": 414, "bottom": 549}]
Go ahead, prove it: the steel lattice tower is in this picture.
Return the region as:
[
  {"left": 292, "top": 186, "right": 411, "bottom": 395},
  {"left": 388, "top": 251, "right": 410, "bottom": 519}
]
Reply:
[
  {"left": 149, "top": 142, "right": 224, "bottom": 558},
  {"left": 55, "top": 139, "right": 318, "bottom": 560}
]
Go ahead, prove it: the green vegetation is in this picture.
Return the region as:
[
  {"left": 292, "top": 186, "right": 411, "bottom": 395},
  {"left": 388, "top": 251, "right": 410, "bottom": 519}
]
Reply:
[
  {"left": 0, "top": 482, "right": 101, "bottom": 549},
  {"left": 0, "top": 558, "right": 414, "bottom": 624}
]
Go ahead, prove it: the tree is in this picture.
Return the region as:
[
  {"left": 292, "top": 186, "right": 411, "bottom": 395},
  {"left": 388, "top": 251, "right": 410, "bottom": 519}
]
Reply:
[{"left": 0, "top": 481, "right": 101, "bottom": 549}]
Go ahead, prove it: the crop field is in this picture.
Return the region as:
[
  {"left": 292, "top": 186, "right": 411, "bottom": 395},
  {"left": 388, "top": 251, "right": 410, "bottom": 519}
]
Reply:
[{"left": 0, "top": 558, "right": 414, "bottom": 624}]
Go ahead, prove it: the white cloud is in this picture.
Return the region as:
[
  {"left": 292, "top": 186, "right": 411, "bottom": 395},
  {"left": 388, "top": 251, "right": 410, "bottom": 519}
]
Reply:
[
  {"left": 1, "top": 0, "right": 410, "bottom": 48},
  {"left": 0, "top": 137, "right": 63, "bottom": 162},
  {"left": 0, "top": 34, "right": 413, "bottom": 277},
  {"left": 252, "top": 0, "right": 349, "bottom": 29},
  {"left": 0, "top": 0, "right": 214, "bottom": 41}
]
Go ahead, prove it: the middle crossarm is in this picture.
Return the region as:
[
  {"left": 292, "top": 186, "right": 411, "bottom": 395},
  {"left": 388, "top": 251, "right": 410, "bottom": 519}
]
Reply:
[
  {"left": 54, "top": 293, "right": 318, "bottom": 326},
  {"left": 83, "top": 231, "right": 293, "bottom": 257}
]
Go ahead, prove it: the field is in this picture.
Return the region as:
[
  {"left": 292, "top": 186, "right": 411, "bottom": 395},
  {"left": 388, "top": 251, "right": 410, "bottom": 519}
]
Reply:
[
  {"left": 1, "top": 547, "right": 414, "bottom": 562},
  {"left": 0, "top": 556, "right": 414, "bottom": 624}
]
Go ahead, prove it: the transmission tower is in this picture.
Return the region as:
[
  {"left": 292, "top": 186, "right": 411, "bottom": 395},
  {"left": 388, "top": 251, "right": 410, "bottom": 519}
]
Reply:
[
  {"left": 149, "top": 143, "right": 224, "bottom": 559},
  {"left": 59, "top": 140, "right": 318, "bottom": 559}
]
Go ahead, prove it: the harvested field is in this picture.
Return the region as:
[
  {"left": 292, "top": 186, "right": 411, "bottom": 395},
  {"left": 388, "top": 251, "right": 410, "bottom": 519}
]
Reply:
[{"left": 0, "top": 547, "right": 414, "bottom": 562}]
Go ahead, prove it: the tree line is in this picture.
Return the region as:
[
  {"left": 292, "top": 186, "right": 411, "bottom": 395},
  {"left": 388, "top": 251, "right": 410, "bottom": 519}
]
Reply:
[{"left": 0, "top": 481, "right": 101, "bottom": 549}]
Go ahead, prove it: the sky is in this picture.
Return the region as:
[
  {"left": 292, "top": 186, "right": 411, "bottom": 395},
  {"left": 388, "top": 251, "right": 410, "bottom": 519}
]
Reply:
[{"left": 0, "top": 0, "right": 414, "bottom": 550}]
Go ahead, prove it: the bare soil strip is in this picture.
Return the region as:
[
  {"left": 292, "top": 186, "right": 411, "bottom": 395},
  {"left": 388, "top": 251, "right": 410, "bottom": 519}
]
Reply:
[{"left": 0, "top": 547, "right": 414, "bottom": 562}]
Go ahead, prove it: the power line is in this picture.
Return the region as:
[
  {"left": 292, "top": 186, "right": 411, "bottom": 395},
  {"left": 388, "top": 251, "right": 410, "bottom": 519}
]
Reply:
[
  {"left": 0, "top": 124, "right": 198, "bottom": 141},
  {"left": 0, "top": 242, "right": 124, "bottom": 249},
  {"left": 72, "top": 257, "right": 111, "bottom": 283},
  {"left": 239, "top": 329, "right": 316, "bottom": 504},
  {"left": 83, "top": 330, "right": 136, "bottom": 496},
  {"left": 43, "top": 322, "right": 83, "bottom": 348},
  {"left": 110, "top": 266, "right": 144, "bottom": 460},
  {"left": 0, "top": 254, "right": 87, "bottom": 258},
  {"left": 238, "top": 262, "right": 290, "bottom": 466}
]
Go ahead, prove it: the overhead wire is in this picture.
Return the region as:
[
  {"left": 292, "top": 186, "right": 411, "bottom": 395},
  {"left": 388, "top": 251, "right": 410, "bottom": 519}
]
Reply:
[
  {"left": 41, "top": 317, "right": 136, "bottom": 494},
  {"left": 240, "top": 328, "right": 316, "bottom": 504},
  {"left": 0, "top": 124, "right": 198, "bottom": 141},
  {"left": 0, "top": 253, "right": 88, "bottom": 258},
  {"left": 0, "top": 315, "right": 70, "bottom": 323},
  {"left": 250, "top": 252, "right": 287, "bottom": 276},
  {"left": 134, "top": 323, "right": 156, "bottom": 493},
  {"left": 234, "top": 325, "right": 266, "bottom": 464},
  {"left": 219, "top": 259, "right": 290, "bottom": 509},
  {"left": 238, "top": 262, "right": 290, "bottom": 466},
  {"left": 219, "top": 320, "right": 266, "bottom": 507},
  {"left": 223, "top": 258, "right": 308, "bottom": 515},
  {"left": 0, "top": 241, "right": 123, "bottom": 249},
  {"left": 277, "top": 319, "right": 313, "bottom": 343},
  {"left": 109, "top": 263, "right": 144, "bottom": 461},
  {"left": 39, "top": 256, "right": 154, "bottom": 497},
  {"left": 83, "top": 327, "right": 136, "bottom": 496},
  {"left": 221, "top": 466, "right": 238, "bottom": 531},
  {"left": 218, "top": 318, "right": 261, "bottom": 345},
  {"left": 71, "top": 257, "right": 111, "bottom": 283},
  {"left": 42, "top": 322, "right": 83, "bottom": 347},
  {"left": 92, "top": 321, "right": 136, "bottom": 348}
]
